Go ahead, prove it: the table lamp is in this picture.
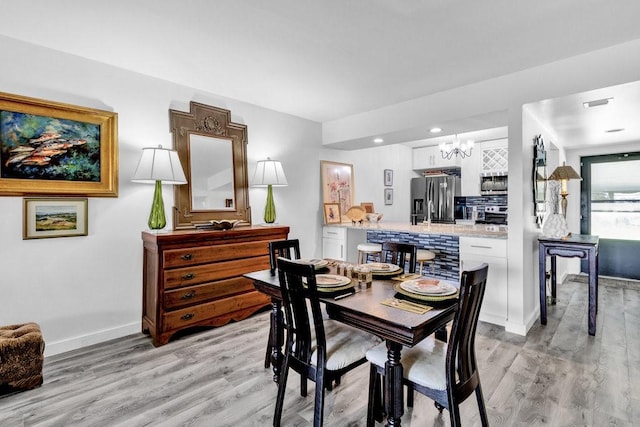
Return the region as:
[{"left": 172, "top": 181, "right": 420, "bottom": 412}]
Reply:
[
  {"left": 132, "top": 145, "right": 187, "bottom": 230},
  {"left": 251, "top": 157, "right": 288, "bottom": 224},
  {"left": 548, "top": 161, "right": 582, "bottom": 218}
]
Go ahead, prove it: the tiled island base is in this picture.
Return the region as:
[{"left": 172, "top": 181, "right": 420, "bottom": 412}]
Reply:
[{"left": 367, "top": 230, "right": 459, "bottom": 282}]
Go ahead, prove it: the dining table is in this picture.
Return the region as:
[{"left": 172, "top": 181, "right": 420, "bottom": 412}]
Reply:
[{"left": 244, "top": 262, "right": 458, "bottom": 427}]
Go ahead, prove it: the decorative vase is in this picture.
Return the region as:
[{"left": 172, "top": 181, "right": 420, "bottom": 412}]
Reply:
[
  {"left": 264, "top": 184, "right": 276, "bottom": 224},
  {"left": 542, "top": 213, "right": 568, "bottom": 238},
  {"left": 148, "top": 180, "right": 167, "bottom": 230}
]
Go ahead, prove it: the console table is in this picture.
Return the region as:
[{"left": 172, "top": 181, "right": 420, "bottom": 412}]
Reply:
[{"left": 538, "top": 234, "right": 599, "bottom": 335}]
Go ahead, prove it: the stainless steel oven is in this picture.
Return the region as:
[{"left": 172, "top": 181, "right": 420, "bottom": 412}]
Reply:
[
  {"left": 480, "top": 172, "right": 508, "bottom": 195},
  {"left": 476, "top": 206, "right": 508, "bottom": 225}
]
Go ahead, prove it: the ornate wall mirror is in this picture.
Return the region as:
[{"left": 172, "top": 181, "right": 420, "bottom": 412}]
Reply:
[
  {"left": 170, "top": 102, "right": 251, "bottom": 229},
  {"left": 533, "top": 134, "right": 547, "bottom": 226}
]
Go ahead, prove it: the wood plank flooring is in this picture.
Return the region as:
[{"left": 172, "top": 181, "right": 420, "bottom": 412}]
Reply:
[{"left": 1, "top": 276, "right": 639, "bottom": 426}]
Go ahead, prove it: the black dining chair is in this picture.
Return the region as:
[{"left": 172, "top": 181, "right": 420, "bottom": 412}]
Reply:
[
  {"left": 269, "top": 239, "right": 301, "bottom": 275},
  {"left": 381, "top": 241, "right": 417, "bottom": 273},
  {"left": 274, "top": 257, "right": 381, "bottom": 427},
  {"left": 265, "top": 239, "right": 302, "bottom": 368},
  {"left": 365, "top": 263, "right": 490, "bottom": 427}
]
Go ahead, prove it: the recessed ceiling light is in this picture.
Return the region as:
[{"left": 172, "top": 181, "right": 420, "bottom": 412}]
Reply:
[
  {"left": 429, "top": 127, "right": 442, "bottom": 133},
  {"left": 583, "top": 97, "right": 613, "bottom": 108},
  {"left": 373, "top": 138, "right": 384, "bottom": 143},
  {"left": 605, "top": 128, "right": 625, "bottom": 133}
]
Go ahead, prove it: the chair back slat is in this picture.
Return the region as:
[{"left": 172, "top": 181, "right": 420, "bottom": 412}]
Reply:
[
  {"left": 446, "top": 263, "right": 488, "bottom": 402},
  {"left": 269, "top": 239, "right": 301, "bottom": 274},
  {"left": 381, "top": 241, "right": 417, "bottom": 273}
]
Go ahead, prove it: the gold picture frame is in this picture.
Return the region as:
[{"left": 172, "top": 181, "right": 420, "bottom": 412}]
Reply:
[
  {"left": 23, "top": 197, "right": 88, "bottom": 239},
  {"left": 323, "top": 203, "right": 341, "bottom": 224},
  {"left": 361, "top": 202, "right": 375, "bottom": 213},
  {"left": 320, "top": 160, "right": 353, "bottom": 221},
  {"left": 0, "top": 92, "right": 118, "bottom": 197}
]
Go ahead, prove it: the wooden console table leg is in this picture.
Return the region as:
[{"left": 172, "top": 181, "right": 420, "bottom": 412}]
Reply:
[
  {"left": 588, "top": 248, "right": 598, "bottom": 336},
  {"left": 385, "top": 341, "right": 404, "bottom": 426},
  {"left": 550, "top": 255, "right": 557, "bottom": 305}
]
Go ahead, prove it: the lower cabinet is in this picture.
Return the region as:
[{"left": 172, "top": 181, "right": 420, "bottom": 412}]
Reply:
[
  {"left": 322, "top": 226, "right": 365, "bottom": 263},
  {"left": 459, "top": 236, "right": 508, "bottom": 326},
  {"left": 142, "top": 225, "right": 289, "bottom": 346}
]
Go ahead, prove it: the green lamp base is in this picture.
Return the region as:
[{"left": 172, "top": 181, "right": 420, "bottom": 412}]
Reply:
[
  {"left": 148, "top": 180, "right": 167, "bottom": 230},
  {"left": 264, "top": 184, "right": 276, "bottom": 224}
]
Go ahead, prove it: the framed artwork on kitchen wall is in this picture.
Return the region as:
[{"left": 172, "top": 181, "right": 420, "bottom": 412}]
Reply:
[
  {"left": 321, "top": 160, "right": 353, "bottom": 220},
  {"left": 384, "top": 169, "right": 393, "bottom": 186},
  {"left": 384, "top": 188, "right": 393, "bottom": 205},
  {"left": 0, "top": 92, "right": 118, "bottom": 197}
]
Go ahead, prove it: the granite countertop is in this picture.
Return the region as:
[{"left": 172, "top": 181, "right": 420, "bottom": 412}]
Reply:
[{"left": 332, "top": 221, "right": 508, "bottom": 239}]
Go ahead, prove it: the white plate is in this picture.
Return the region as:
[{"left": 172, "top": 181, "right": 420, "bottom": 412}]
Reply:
[
  {"left": 315, "top": 274, "right": 352, "bottom": 288},
  {"left": 400, "top": 279, "right": 457, "bottom": 296},
  {"left": 299, "top": 258, "right": 329, "bottom": 268},
  {"left": 364, "top": 263, "right": 402, "bottom": 273}
]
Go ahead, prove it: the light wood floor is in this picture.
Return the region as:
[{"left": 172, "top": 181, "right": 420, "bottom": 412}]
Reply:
[{"left": 2, "top": 276, "right": 639, "bottom": 426}]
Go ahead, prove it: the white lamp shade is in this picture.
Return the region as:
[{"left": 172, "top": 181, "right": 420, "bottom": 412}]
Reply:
[
  {"left": 251, "top": 158, "right": 288, "bottom": 187},
  {"left": 132, "top": 146, "right": 187, "bottom": 184}
]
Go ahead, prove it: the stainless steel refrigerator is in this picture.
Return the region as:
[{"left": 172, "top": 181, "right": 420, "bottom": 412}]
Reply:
[{"left": 410, "top": 176, "right": 461, "bottom": 224}]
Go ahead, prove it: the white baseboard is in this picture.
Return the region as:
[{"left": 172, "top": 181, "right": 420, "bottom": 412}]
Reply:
[
  {"left": 44, "top": 322, "right": 140, "bottom": 357},
  {"left": 505, "top": 309, "right": 539, "bottom": 336}
]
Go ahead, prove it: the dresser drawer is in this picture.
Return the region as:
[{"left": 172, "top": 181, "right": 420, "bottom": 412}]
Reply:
[
  {"left": 163, "top": 240, "right": 271, "bottom": 268},
  {"left": 164, "top": 256, "right": 270, "bottom": 289},
  {"left": 163, "top": 291, "right": 270, "bottom": 330},
  {"left": 164, "top": 277, "right": 256, "bottom": 310}
]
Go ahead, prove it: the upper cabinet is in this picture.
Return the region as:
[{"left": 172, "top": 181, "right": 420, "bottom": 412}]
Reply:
[
  {"left": 481, "top": 139, "right": 508, "bottom": 173},
  {"left": 412, "top": 146, "right": 461, "bottom": 170}
]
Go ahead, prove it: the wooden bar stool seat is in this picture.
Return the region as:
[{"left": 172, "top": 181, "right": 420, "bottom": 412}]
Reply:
[
  {"left": 357, "top": 243, "right": 382, "bottom": 264},
  {"left": 416, "top": 249, "right": 436, "bottom": 275}
]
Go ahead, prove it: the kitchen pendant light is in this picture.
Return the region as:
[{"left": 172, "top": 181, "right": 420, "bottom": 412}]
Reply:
[{"left": 439, "top": 134, "right": 474, "bottom": 159}]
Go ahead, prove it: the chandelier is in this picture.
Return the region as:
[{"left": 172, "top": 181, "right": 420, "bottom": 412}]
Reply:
[{"left": 439, "top": 135, "right": 474, "bottom": 159}]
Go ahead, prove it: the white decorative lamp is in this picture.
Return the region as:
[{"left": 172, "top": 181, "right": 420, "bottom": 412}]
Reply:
[
  {"left": 439, "top": 134, "right": 474, "bottom": 159},
  {"left": 548, "top": 161, "right": 582, "bottom": 218},
  {"left": 132, "top": 145, "right": 187, "bottom": 230},
  {"left": 251, "top": 157, "right": 288, "bottom": 224}
]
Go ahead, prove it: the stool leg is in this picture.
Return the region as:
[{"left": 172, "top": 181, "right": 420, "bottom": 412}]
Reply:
[{"left": 418, "top": 261, "right": 424, "bottom": 276}]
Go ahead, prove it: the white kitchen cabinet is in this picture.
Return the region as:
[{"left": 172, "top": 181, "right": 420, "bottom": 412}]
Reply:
[
  {"left": 322, "top": 226, "right": 364, "bottom": 263},
  {"left": 459, "top": 236, "right": 508, "bottom": 327},
  {"left": 460, "top": 147, "right": 481, "bottom": 196},
  {"left": 481, "top": 139, "right": 508, "bottom": 173},
  {"left": 412, "top": 145, "right": 461, "bottom": 170}
]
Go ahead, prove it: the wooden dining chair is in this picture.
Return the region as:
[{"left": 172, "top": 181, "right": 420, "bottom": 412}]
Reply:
[
  {"left": 365, "top": 263, "right": 490, "bottom": 427},
  {"left": 274, "top": 257, "right": 381, "bottom": 427},
  {"left": 265, "top": 239, "right": 302, "bottom": 368},
  {"left": 268, "top": 239, "right": 301, "bottom": 275},
  {"left": 381, "top": 241, "right": 417, "bottom": 273}
]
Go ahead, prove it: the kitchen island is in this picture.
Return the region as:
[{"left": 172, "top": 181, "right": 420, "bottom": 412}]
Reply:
[{"left": 323, "top": 221, "right": 506, "bottom": 282}]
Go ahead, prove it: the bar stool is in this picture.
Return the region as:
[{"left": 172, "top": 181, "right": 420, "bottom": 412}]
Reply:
[
  {"left": 416, "top": 249, "right": 436, "bottom": 275},
  {"left": 357, "top": 243, "right": 382, "bottom": 264}
]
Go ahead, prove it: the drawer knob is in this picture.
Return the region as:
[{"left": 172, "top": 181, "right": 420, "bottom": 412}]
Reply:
[
  {"left": 181, "top": 253, "right": 193, "bottom": 260},
  {"left": 181, "top": 313, "right": 194, "bottom": 321},
  {"left": 182, "top": 291, "right": 195, "bottom": 300},
  {"left": 182, "top": 273, "right": 195, "bottom": 280}
]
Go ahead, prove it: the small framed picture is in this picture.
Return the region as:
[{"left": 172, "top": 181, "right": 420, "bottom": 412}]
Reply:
[
  {"left": 360, "top": 202, "right": 375, "bottom": 213},
  {"left": 323, "top": 202, "right": 342, "bottom": 224},
  {"left": 23, "top": 197, "right": 88, "bottom": 240},
  {"left": 384, "top": 169, "right": 393, "bottom": 186},
  {"left": 384, "top": 188, "right": 393, "bottom": 205}
]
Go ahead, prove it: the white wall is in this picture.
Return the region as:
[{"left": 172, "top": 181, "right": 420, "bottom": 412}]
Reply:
[{"left": 0, "top": 36, "right": 325, "bottom": 356}]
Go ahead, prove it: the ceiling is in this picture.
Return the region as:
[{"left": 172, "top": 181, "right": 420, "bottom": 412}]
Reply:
[{"left": 2, "top": 1, "right": 640, "bottom": 147}]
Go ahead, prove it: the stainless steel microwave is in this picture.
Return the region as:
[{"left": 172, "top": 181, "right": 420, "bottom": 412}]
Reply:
[{"left": 480, "top": 172, "right": 508, "bottom": 195}]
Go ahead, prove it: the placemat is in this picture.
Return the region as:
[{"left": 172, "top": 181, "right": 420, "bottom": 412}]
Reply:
[{"left": 391, "top": 273, "right": 422, "bottom": 281}]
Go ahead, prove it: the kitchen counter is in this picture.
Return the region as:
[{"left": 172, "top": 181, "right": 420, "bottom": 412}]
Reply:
[{"left": 334, "top": 221, "right": 508, "bottom": 239}]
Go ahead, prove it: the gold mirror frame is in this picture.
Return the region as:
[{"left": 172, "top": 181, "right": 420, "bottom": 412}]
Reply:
[{"left": 170, "top": 102, "right": 251, "bottom": 229}]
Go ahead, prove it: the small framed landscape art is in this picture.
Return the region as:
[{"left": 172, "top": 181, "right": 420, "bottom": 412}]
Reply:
[
  {"left": 384, "top": 169, "right": 393, "bottom": 186},
  {"left": 384, "top": 188, "right": 393, "bottom": 205},
  {"left": 23, "top": 197, "right": 88, "bottom": 239},
  {"left": 0, "top": 92, "right": 118, "bottom": 197},
  {"left": 323, "top": 203, "right": 341, "bottom": 224},
  {"left": 361, "top": 202, "right": 374, "bottom": 213}
]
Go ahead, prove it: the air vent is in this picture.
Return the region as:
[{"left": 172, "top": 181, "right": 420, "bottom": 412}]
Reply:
[{"left": 583, "top": 97, "right": 612, "bottom": 108}]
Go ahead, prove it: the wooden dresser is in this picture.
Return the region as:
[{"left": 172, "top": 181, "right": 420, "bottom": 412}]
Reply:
[{"left": 142, "top": 225, "right": 289, "bottom": 346}]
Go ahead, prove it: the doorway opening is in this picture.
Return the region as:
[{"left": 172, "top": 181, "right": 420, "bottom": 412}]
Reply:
[{"left": 580, "top": 152, "right": 640, "bottom": 279}]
